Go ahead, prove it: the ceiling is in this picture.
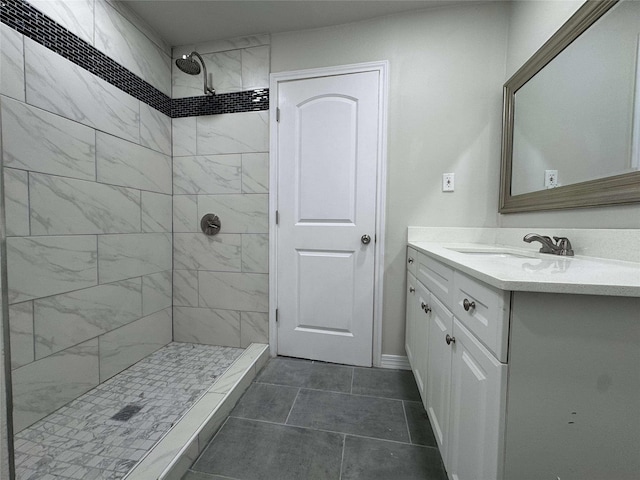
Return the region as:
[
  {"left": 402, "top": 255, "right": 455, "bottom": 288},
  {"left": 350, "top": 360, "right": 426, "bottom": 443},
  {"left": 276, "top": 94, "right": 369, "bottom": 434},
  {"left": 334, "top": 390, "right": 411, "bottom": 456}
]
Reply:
[{"left": 120, "top": 0, "right": 476, "bottom": 47}]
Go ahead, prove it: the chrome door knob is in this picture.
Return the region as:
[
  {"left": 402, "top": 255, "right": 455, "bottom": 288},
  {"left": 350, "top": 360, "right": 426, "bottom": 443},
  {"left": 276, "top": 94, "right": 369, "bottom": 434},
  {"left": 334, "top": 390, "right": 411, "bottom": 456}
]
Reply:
[{"left": 361, "top": 234, "right": 371, "bottom": 245}]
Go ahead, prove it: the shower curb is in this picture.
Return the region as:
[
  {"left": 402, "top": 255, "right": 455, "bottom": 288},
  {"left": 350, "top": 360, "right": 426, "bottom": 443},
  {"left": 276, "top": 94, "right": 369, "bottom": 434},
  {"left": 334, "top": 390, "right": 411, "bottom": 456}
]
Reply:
[{"left": 123, "top": 343, "right": 270, "bottom": 480}]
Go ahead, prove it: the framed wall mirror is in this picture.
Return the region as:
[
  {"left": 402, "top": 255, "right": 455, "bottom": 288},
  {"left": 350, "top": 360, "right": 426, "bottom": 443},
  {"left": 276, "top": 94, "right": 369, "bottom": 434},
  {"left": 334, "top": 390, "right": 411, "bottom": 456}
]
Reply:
[{"left": 500, "top": 0, "right": 640, "bottom": 213}]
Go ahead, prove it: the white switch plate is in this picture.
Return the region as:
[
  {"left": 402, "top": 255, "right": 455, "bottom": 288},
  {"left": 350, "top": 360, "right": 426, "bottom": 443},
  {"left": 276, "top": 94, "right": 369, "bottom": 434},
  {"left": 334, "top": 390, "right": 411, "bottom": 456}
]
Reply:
[
  {"left": 545, "top": 170, "right": 558, "bottom": 188},
  {"left": 442, "top": 173, "right": 454, "bottom": 192}
]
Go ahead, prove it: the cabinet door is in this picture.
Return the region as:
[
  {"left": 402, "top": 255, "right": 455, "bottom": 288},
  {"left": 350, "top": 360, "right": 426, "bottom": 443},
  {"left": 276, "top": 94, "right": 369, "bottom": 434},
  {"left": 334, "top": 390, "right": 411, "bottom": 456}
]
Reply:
[
  {"left": 426, "top": 293, "right": 453, "bottom": 463},
  {"left": 405, "top": 272, "right": 417, "bottom": 366},
  {"left": 411, "top": 280, "right": 430, "bottom": 402},
  {"left": 448, "top": 318, "right": 507, "bottom": 480}
]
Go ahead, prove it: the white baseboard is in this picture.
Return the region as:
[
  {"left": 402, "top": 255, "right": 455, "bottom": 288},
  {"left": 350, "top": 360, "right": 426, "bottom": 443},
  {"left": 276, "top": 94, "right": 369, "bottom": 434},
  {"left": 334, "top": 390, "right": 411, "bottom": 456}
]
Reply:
[{"left": 379, "top": 354, "right": 411, "bottom": 370}]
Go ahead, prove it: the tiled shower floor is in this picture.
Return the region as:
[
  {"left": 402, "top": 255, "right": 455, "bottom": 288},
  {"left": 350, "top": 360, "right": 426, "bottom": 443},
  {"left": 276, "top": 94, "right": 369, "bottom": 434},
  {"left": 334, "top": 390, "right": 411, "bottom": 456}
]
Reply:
[{"left": 14, "top": 342, "right": 243, "bottom": 480}]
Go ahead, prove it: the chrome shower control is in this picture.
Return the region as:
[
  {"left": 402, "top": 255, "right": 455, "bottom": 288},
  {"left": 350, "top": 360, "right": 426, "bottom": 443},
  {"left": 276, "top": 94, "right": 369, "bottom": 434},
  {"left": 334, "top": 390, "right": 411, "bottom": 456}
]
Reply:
[{"left": 200, "top": 213, "right": 221, "bottom": 236}]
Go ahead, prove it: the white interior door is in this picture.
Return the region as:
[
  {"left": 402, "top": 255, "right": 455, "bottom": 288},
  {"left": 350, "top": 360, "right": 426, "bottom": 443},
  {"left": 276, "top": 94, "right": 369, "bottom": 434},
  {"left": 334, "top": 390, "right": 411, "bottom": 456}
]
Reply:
[{"left": 276, "top": 70, "right": 380, "bottom": 366}]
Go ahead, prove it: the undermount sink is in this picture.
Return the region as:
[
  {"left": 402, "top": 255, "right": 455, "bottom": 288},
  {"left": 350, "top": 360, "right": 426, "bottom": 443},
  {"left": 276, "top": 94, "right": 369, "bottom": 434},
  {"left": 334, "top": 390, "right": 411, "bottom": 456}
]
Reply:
[{"left": 445, "top": 247, "right": 537, "bottom": 259}]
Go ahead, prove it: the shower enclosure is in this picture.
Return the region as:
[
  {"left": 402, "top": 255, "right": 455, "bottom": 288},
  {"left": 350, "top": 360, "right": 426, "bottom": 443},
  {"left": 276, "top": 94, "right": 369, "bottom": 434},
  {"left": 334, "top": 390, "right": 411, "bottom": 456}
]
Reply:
[{"left": 0, "top": 0, "right": 271, "bottom": 478}]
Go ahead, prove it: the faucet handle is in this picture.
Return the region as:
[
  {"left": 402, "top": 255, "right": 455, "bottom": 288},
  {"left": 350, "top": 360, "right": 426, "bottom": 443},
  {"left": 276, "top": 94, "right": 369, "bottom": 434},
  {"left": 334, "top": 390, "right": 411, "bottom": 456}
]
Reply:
[{"left": 553, "top": 237, "right": 574, "bottom": 256}]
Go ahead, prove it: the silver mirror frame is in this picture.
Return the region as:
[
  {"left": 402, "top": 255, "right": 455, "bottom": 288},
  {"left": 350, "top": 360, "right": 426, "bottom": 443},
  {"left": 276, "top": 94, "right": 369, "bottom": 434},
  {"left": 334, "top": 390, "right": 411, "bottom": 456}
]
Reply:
[{"left": 499, "top": 0, "right": 640, "bottom": 213}]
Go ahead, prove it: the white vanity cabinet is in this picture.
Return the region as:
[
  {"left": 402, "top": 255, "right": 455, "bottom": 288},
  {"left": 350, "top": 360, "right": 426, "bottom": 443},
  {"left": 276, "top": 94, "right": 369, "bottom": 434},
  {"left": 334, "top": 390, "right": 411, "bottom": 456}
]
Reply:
[
  {"left": 406, "top": 242, "right": 640, "bottom": 480},
  {"left": 405, "top": 247, "right": 429, "bottom": 401}
]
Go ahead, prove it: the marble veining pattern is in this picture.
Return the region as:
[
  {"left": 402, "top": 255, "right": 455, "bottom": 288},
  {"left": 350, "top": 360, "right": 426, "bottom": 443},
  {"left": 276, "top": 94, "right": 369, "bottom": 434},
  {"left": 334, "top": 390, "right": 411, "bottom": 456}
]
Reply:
[
  {"left": 28, "top": 0, "right": 95, "bottom": 45},
  {"left": 172, "top": 117, "right": 197, "bottom": 156},
  {"left": 173, "top": 233, "right": 242, "bottom": 271},
  {"left": 29, "top": 173, "right": 142, "bottom": 235},
  {"left": 94, "top": 0, "right": 171, "bottom": 96},
  {"left": 241, "top": 152, "right": 269, "bottom": 194},
  {"left": 197, "top": 111, "right": 269, "bottom": 155},
  {"left": 14, "top": 343, "right": 243, "bottom": 480},
  {"left": 173, "top": 195, "right": 198, "bottom": 233},
  {"left": 173, "top": 269, "right": 199, "bottom": 307},
  {"left": 9, "top": 301, "right": 35, "bottom": 370},
  {"left": 97, "top": 233, "right": 172, "bottom": 284},
  {"left": 33, "top": 278, "right": 143, "bottom": 359},
  {"left": 7, "top": 235, "right": 98, "bottom": 304},
  {"left": 241, "top": 46, "right": 270, "bottom": 91},
  {"left": 0, "top": 23, "right": 26, "bottom": 101},
  {"left": 241, "top": 233, "right": 269, "bottom": 273},
  {"left": 142, "top": 271, "right": 172, "bottom": 316},
  {"left": 24, "top": 38, "right": 140, "bottom": 143},
  {"left": 173, "top": 307, "right": 241, "bottom": 347},
  {"left": 1, "top": 96, "right": 96, "bottom": 181},
  {"left": 141, "top": 191, "right": 172, "bottom": 233},
  {"left": 240, "top": 311, "right": 269, "bottom": 347},
  {"left": 173, "top": 154, "right": 242, "bottom": 195},
  {"left": 99, "top": 309, "right": 172, "bottom": 381},
  {"left": 198, "top": 271, "right": 269, "bottom": 312},
  {"left": 96, "top": 132, "right": 172, "bottom": 195},
  {"left": 140, "top": 103, "right": 172, "bottom": 156},
  {"left": 3, "top": 167, "right": 30, "bottom": 237}
]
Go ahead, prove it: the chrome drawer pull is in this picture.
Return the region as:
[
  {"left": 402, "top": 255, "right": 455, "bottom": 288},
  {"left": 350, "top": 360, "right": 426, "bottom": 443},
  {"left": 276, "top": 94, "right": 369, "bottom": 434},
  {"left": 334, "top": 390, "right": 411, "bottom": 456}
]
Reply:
[
  {"left": 424, "top": 304, "right": 432, "bottom": 314},
  {"left": 446, "top": 334, "right": 456, "bottom": 345},
  {"left": 409, "top": 287, "right": 415, "bottom": 293},
  {"left": 463, "top": 298, "right": 476, "bottom": 311},
  {"left": 408, "top": 257, "right": 414, "bottom": 264}
]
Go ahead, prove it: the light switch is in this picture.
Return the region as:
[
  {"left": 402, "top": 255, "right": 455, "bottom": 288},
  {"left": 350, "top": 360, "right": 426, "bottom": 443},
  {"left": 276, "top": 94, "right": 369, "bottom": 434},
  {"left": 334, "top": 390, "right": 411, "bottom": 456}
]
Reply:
[
  {"left": 545, "top": 170, "right": 558, "bottom": 188},
  {"left": 442, "top": 173, "right": 454, "bottom": 192}
]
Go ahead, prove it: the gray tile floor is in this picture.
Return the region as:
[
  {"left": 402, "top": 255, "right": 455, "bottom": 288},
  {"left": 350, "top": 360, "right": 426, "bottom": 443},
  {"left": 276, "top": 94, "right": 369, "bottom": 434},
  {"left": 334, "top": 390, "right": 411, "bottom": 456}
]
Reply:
[
  {"left": 183, "top": 357, "right": 447, "bottom": 480},
  {"left": 14, "top": 343, "right": 243, "bottom": 480}
]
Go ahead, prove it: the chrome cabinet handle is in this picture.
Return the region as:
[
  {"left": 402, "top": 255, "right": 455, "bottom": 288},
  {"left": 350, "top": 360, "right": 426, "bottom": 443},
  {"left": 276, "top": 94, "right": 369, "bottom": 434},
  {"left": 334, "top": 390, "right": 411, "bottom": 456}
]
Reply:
[
  {"left": 421, "top": 302, "right": 431, "bottom": 314},
  {"left": 421, "top": 302, "right": 426, "bottom": 310},
  {"left": 446, "top": 334, "right": 456, "bottom": 345},
  {"left": 408, "top": 257, "right": 414, "bottom": 264},
  {"left": 361, "top": 234, "right": 371, "bottom": 245},
  {"left": 463, "top": 299, "right": 476, "bottom": 311},
  {"left": 409, "top": 287, "right": 415, "bottom": 293}
]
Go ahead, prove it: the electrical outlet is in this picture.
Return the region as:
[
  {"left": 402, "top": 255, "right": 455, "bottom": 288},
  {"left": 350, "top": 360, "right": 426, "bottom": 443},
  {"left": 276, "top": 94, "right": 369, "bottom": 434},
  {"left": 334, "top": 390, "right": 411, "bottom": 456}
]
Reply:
[
  {"left": 545, "top": 170, "right": 558, "bottom": 189},
  {"left": 442, "top": 173, "right": 455, "bottom": 192}
]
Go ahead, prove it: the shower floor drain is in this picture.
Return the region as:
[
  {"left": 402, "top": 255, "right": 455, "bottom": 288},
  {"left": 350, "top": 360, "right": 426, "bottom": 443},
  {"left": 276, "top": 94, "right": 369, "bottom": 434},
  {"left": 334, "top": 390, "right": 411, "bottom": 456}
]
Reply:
[{"left": 111, "top": 404, "right": 143, "bottom": 421}]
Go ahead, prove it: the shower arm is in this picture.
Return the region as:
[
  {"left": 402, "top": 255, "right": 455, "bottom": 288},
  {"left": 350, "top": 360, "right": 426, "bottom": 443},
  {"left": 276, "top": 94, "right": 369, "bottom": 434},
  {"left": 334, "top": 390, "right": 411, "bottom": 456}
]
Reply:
[{"left": 191, "top": 51, "right": 215, "bottom": 95}]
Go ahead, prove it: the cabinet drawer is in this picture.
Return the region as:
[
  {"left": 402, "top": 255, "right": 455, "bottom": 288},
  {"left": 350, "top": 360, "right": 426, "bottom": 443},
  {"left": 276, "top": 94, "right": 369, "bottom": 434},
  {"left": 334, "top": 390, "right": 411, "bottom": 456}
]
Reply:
[
  {"left": 417, "top": 253, "right": 454, "bottom": 306},
  {"left": 453, "top": 272, "right": 510, "bottom": 362},
  {"left": 407, "top": 247, "right": 418, "bottom": 277}
]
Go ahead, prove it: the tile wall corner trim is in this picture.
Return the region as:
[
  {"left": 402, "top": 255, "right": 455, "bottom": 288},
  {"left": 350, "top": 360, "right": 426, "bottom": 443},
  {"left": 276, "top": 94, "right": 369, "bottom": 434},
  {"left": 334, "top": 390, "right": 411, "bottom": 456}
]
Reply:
[{"left": 0, "top": 0, "right": 268, "bottom": 118}]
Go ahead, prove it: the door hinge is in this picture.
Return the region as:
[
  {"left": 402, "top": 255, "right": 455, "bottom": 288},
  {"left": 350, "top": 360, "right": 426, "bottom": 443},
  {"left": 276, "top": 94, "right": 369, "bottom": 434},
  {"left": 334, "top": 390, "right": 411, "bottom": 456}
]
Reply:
[
  {"left": 275, "top": 210, "right": 279, "bottom": 225},
  {"left": 275, "top": 308, "right": 279, "bottom": 322},
  {"left": 276, "top": 107, "right": 280, "bottom": 122}
]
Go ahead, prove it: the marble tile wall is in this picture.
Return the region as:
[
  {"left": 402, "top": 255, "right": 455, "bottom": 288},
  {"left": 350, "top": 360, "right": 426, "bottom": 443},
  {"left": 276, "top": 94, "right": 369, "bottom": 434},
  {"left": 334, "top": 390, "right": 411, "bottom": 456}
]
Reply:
[
  {"left": 1, "top": 0, "right": 173, "bottom": 432},
  {"left": 172, "top": 38, "right": 270, "bottom": 349}
]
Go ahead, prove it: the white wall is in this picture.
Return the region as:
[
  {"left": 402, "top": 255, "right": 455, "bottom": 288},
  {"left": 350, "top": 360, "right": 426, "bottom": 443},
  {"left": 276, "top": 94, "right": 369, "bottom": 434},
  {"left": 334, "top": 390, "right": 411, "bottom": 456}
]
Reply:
[
  {"left": 271, "top": 2, "right": 510, "bottom": 356},
  {"left": 502, "top": 0, "right": 640, "bottom": 228}
]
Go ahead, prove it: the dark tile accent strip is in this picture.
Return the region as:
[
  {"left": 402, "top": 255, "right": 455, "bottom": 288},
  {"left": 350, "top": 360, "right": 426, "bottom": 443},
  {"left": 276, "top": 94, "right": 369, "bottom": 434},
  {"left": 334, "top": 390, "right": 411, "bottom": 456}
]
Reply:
[
  {"left": 0, "top": 0, "right": 268, "bottom": 118},
  {"left": 171, "top": 89, "right": 269, "bottom": 118}
]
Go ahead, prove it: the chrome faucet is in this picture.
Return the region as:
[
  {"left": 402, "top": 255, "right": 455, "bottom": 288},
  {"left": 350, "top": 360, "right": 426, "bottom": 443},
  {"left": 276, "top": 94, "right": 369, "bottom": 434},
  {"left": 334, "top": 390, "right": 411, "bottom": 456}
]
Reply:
[{"left": 523, "top": 233, "right": 574, "bottom": 256}]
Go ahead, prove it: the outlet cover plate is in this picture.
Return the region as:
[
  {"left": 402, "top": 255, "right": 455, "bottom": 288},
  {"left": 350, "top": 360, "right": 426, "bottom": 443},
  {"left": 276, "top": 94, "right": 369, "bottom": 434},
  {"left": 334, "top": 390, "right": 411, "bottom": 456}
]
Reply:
[{"left": 443, "top": 173, "right": 455, "bottom": 191}]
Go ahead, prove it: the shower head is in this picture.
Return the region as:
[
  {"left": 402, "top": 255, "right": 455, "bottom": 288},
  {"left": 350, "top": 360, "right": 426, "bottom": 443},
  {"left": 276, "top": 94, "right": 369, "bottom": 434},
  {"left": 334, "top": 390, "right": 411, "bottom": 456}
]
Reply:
[
  {"left": 175, "top": 51, "right": 215, "bottom": 95},
  {"left": 176, "top": 54, "right": 201, "bottom": 75}
]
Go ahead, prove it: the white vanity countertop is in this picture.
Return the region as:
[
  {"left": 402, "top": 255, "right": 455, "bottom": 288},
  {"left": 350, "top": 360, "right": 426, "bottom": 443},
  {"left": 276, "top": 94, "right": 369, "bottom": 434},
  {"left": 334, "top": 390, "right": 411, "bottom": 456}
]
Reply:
[{"left": 409, "top": 242, "right": 640, "bottom": 297}]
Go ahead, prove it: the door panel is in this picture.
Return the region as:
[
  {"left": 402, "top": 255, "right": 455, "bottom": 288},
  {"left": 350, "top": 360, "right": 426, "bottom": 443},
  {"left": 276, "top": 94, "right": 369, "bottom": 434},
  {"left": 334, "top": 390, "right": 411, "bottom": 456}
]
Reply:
[
  {"left": 277, "top": 71, "right": 380, "bottom": 366},
  {"left": 297, "top": 96, "right": 357, "bottom": 223},
  {"left": 426, "top": 293, "right": 454, "bottom": 464},
  {"left": 449, "top": 318, "right": 507, "bottom": 480}
]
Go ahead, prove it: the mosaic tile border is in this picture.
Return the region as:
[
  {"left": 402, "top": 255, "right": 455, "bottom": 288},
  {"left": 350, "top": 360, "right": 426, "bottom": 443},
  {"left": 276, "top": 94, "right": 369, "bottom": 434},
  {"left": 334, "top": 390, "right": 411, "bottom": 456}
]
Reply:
[{"left": 0, "top": 0, "right": 269, "bottom": 118}]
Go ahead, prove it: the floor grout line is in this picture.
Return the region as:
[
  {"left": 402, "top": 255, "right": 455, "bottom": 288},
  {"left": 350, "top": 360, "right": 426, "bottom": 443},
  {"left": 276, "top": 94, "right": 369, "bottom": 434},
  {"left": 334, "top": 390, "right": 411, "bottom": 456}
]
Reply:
[
  {"left": 283, "top": 387, "right": 301, "bottom": 425},
  {"left": 338, "top": 433, "right": 346, "bottom": 480},
  {"left": 402, "top": 400, "right": 413, "bottom": 445},
  {"left": 253, "top": 380, "right": 417, "bottom": 403}
]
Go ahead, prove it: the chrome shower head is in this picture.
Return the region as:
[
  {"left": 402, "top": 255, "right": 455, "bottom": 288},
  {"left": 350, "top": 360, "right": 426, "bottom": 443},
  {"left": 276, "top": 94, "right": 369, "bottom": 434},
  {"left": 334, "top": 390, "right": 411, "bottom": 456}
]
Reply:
[
  {"left": 175, "top": 54, "right": 201, "bottom": 75},
  {"left": 175, "top": 51, "right": 215, "bottom": 95}
]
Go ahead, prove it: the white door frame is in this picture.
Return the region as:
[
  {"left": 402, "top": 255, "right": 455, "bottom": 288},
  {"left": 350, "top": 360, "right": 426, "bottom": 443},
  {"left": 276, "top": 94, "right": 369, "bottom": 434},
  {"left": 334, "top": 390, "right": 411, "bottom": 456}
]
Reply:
[{"left": 269, "top": 60, "right": 389, "bottom": 367}]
